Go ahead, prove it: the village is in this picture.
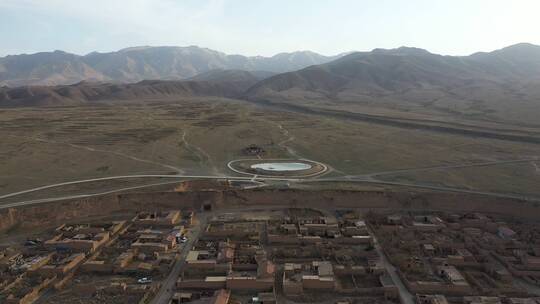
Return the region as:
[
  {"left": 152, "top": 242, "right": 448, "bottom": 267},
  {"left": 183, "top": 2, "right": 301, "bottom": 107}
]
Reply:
[{"left": 2, "top": 204, "right": 540, "bottom": 304}]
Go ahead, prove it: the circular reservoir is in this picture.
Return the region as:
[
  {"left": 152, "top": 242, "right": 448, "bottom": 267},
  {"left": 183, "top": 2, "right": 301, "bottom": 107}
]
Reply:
[
  {"left": 228, "top": 159, "right": 327, "bottom": 177},
  {"left": 250, "top": 162, "right": 312, "bottom": 172}
]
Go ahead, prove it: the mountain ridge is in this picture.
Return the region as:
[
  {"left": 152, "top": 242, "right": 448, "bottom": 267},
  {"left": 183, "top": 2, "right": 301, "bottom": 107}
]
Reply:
[
  {"left": 3, "top": 43, "right": 540, "bottom": 125},
  {"left": 242, "top": 43, "right": 540, "bottom": 124},
  {"left": 0, "top": 46, "right": 343, "bottom": 87},
  {"left": 246, "top": 42, "right": 540, "bottom": 96}
]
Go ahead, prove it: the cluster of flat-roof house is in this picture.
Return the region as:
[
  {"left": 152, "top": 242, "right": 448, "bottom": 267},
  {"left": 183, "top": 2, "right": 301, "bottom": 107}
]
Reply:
[
  {"left": 372, "top": 211, "right": 540, "bottom": 304},
  {"left": 3, "top": 207, "right": 540, "bottom": 304},
  {"left": 0, "top": 210, "right": 187, "bottom": 304},
  {"left": 172, "top": 210, "right": 398, "bottom": 304}
]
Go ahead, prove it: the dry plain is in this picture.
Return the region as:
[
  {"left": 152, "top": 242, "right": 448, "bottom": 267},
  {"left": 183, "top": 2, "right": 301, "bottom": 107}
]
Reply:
[{"left": 1, "top": 97, "right": 540, "bottom": 204}]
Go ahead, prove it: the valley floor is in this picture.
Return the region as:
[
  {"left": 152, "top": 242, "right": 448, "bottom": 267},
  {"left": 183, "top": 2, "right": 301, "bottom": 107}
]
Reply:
[{"left": 1, "top": 97, "right": 540, "bottom": 204}]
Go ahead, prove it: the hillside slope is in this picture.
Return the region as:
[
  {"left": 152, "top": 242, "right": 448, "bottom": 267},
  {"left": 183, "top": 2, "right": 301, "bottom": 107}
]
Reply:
[
  {"left": 187, "top": 69, "right": 275, "bottom": 92},
  {"left": 245, "top": 43, "right": 540, "bottom": 124},
  {"left": 0, "top": 80, "right": 242, "bottom": 107}
]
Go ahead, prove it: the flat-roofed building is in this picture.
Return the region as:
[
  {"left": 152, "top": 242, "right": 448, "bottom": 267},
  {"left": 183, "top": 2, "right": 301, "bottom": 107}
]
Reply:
[
  {"left": 416, "top": 294, "right": 449, "bottom": 304},
  {"left": 438, "top": 265, "right": 469, "bottom": 286},
  {"left": 463, "top": 296, "right": 503, "bottom": 304},
  {"left": 37, "top": 253, "right": 85, "bottom": 276},
  {"left": 134, "top": 211, "right": 182, "bottom": 227}
]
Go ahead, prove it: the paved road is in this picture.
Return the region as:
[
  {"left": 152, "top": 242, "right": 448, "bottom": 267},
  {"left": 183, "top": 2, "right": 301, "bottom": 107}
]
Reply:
[
  {"left": 0, "top": 180, "right": 184, "bottom": 209},
  {"left": 3, "top": 173, "right": 540, "bottom": 210},
  {"left": 0, "top": 174, "right": 301, "bottom": 204},
  {"left": 0, "top": 174, "right": 229, "bottom": 201},
  {"left": 2, "top": 155, "right": 540, "bottom": 210},
  {"left": 151, "top": 214, "right": 208, "bottom": 304},
  {"left": 370, "top": 228, "right": 415, "bottom": 304}
]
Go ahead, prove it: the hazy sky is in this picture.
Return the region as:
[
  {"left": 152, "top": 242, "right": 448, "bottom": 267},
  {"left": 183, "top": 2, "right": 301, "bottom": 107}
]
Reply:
[{"left": 1, "top": 0, "right": 539, "bottom": 57}]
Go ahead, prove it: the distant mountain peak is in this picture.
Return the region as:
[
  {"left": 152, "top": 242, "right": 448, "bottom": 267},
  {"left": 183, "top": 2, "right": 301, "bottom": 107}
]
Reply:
[
  {"left": 118, "top": 46, "right": 154, "bottom": 52},
  {"left": 502, "top": 42, "right": 539, "bottom": 50},
  {"left": 471, "top": 43, "right": 540, "bottom": 56},
  {"left": 372, "top": 46, "right": 432, "bottom": 56},
  {"left": 497, "top": 42, "right": 540, "bottom": 55}
]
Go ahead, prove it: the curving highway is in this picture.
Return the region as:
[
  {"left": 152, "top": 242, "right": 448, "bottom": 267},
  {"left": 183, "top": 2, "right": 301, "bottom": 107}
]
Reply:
[
  {"left": 2, "top": 155, "right": 540, "bottom": 210},
  {"left": 2, "top": 173, "right": 539, "bottom": 211}
]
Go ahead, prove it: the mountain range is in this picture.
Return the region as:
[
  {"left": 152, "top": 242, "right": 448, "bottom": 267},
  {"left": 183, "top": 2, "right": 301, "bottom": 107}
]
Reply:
[
  {"left": 0, "top": 46, "right": 341, "bottom": 87},
  {"left": 2, "top": 43, "right": 540, "bottom": 124},
  {"left": 247, "top": 43, "right": 540, "bottom": 98},
  {"left": 244, "top": 43, "right": 540, "bottom": 124}
]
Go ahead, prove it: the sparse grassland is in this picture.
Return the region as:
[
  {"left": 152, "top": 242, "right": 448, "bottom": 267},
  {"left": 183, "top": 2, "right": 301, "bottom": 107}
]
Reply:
[
  {"left": 2, "top": 97, "right": 540, "bottom": 202},
  {"left": 377, "top": 162, "right": 540, "bottom": 197}
]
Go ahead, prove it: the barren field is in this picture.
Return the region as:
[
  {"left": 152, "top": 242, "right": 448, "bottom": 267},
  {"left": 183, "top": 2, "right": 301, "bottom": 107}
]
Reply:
[
  {"left": 377, "top": 162, "right": 540, "bottom": 197},
  {"left": 1, "top": 97, "right": 540, "bottom": 202}
]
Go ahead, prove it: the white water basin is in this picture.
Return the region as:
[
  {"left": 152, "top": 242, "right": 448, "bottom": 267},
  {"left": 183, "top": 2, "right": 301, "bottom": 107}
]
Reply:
[{"left": 250, "top": 162, "right": 312, "bottom": 172}]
